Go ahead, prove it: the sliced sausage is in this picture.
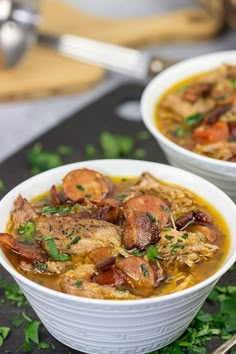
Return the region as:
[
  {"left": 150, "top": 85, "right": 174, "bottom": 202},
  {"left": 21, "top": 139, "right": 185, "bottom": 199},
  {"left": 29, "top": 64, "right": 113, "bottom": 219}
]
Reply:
[
  {"left": 94, "top": 267, "right": 126, "bottom": 287},
  {"left": 116, "top": 256, "right": 157, "bottom": 296},
  {"left": 88, "top": 247, "right": 115, "bottom": 269},
  {"left": 123, "top": 195, "right": 170, "bottom": 250},
  {"left": 175, "top": 209, "right": 212, "bottom": 230},
  {"left": 93, "top": 198, "right": 122, "bottom": 223},
  {"left": 0, "top": 233, "right": 48, "bottom": 262},
  {"left": 62, "top": 168, "right": 113, "bottom": 202}
]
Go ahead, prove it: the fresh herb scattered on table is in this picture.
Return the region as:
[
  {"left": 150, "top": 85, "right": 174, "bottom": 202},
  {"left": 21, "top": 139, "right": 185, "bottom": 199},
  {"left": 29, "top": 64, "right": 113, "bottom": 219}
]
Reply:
[{"left": 27, "top": 143, "right": 73, "bottom": 175}]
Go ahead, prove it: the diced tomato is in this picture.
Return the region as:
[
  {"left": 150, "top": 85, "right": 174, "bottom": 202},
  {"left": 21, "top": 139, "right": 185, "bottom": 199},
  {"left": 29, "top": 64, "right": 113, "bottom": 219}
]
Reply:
[{"left": 192, "top": 121, "right": 229, "bottom": 145}]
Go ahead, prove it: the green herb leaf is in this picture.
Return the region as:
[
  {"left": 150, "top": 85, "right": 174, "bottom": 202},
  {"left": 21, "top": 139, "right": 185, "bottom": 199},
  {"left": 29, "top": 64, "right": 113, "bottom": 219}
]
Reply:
[
  {"left": 0, "top": 276, "right": 26, "bottom": 307},
  {"left": 46, "top": 238, "right": 71, "bottom": 262},
  {"left": 27, "top": 142, "right": 63, "bottom": 175},
  {"left": 165, "top": 234, "right": 174, "bottom": 241},
  {"left": 24, "top": 320, "right": 41, "bottom": 352},
  {"left": 175, "top": 127, "right": 185, "bottom": 137},
  {"left": 18, "top": 222, "right": 36, "bottom": 242},
  {"left": 85, "top": 144, "right": 96, "bottom": 160},
  {"left": 133, "top": 148, "right": 146, "bottom": 159},
  {"left": 100, "top": 132, "right": 134, "bottom": 158},
  {"left": 181, "top": 233, "right": 189, "bottom": 240},
  {"left": 12, "top": 316, "right": 25, "bottom": 327},
  {"left": 185, "top": 113, "right": 204, "bottom": 126},
  {"left": 137, "top": 131, "right": 151, "bottom": 141},
  {"left": 140, "top": 264, "right": 149, "bottom": 278},
  {"left": 146, "top": 212, "right": 157, "bottom": 223},
  {"left": 160, "top": 205, "right": 169, "bottom": 212},
  {"left": 0, "top": 327, "right": 11, "bottom": 347},
  {"left": 132, "top": 248, "right": 145, "bottom": 257},
  {"left": 41, "top": 204, "right": 78, "bottom": 215},
  {"left": 76, "top": 185, "right": 85, "bottom": 191},
  {"left": 56, "top": 145, "right": 74, "bottom": 156},
  {"left": 230, "top": 78, "right": 236, "bottom": 90},
  {"left": 116, "top": 194, "right": 127, "bottom": 200},
  {"left": 74, "top": 280, "right": 83, "bottom": 287},
  {"left": 146, "top": 245, "right": 159, "bottom": 262},
  {"left": 0, "top": 179, "right": 6, "bottom": 192}
]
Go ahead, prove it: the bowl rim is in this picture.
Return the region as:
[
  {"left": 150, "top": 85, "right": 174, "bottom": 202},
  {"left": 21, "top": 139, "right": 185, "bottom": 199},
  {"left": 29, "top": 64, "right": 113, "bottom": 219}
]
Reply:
[
  {"left": 0, "top": 159, "right": 236, "bottom": 306},
  {"left": 141, "top": 50, "right": 236, "bottom": 170}
]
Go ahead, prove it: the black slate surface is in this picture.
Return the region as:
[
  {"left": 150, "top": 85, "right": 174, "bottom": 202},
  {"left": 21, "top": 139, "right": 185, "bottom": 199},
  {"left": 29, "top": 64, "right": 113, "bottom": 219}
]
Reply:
[{"left": 0, "top": 83, "right": 235, "bottom": 354}]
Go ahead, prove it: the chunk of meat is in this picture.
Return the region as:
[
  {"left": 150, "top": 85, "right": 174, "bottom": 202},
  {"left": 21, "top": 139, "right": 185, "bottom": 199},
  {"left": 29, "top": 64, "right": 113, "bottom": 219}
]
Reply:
[
  {"left": 11, "top": 195, "right": 37, "bottom": 229},
  {"left": 62, "top": 168, "right": 113, "bottom": 202},
  {"left": 65, "top": 263, "right": 96, "bottom": 281},
  {"left": 123, "top": 195, "right": 170, "bottom": 250},
  {"left": 92, "top": 198, "right": 122, "bottom": 223},
  {"left": 38, "top": 217, "right": 122, "bottom": 255},
  {"left": 46, "top": 260, "right": 72, "bottom": 274},
  {"left": 50, "top": 185, "right": 64, "bottom": 206},
  {"left": 175, "top": 209, "right": 212, "bottom": 230},
  {"left": 94, "top": 267, "right": 126, "bottom": 287},
  {"left": 132, "top": 172, "right": 161, "bottom": 193},
  {"left": 205, "top": 104, "right": 232, "bottom": 124},
  {"left": 158, "top": 228, "right": 219, "bottom": 267},
  {"left": 116, "top": 256, "right": 157, "bottom": 296},
  {"left": 0, "top": 233, "right": 47, "bottom": 262},
  {"left": 195, "top": 141, "right": 236, "bottom": 161},
  {"left": 187, "top": 224, "right": 218, "bottom": 243},
  {"left": 182, "top": 82, "right": 213, "bottom": 103},
  {"left": 192, "top": 121, "right": 229, "bottom": 145},
  {"left": 61, "top": 277, "right": 138, "bottom": 299}
]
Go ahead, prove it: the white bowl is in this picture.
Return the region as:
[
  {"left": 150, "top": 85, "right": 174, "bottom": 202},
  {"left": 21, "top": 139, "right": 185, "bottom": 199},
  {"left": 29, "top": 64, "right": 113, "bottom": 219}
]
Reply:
[
  {"left": 0, "top": 159, "right": 236, "bottom": 354},
  {"left": 141, "top": 51, "right": 236, "bottom": 203}
]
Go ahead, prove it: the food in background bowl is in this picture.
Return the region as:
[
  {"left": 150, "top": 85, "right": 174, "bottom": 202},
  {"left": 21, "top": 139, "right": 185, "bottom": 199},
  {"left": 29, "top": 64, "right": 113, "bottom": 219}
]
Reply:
[
  {"left": 0, "top": 160, "right": 236, "bottom": 354},
  {"left": 0, "top": 168, "right": 229, "bottom": 300},
  {"left": 141, "top": 51, "right": 236, "bottom": 202},
  {"left": 156, "top": 64, "right": 236, "bottom": 162}
]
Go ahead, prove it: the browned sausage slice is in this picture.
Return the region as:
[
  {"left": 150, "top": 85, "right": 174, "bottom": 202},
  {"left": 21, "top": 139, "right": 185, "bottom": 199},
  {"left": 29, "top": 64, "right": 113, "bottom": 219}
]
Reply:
[
  {"left": 62, "top": 168, "right": 113, "bottom": 202},
  {"left": 94, "top": 268, "right": 126, "bottom": 287},
  {"left": 123, "top": 195, "right": 170, "bottom": 250},
  {"left": 116, "top": 256, "right": 156, "bottom": 296},
  {"left": 125, "top": 195, "right": 170, "bottom": 229}
]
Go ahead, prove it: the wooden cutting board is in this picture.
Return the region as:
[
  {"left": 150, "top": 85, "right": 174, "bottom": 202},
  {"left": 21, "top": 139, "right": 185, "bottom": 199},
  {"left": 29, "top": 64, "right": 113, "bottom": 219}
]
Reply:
[{"left": 0, "top": 0, "right": 223, "bottom": 102}]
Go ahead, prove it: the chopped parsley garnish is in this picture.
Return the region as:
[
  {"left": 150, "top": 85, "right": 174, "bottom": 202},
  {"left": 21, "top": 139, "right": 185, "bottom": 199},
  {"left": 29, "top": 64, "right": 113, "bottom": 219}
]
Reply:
[
  {"left": 172, "top": 243, "right": 185, "bottom": 251},
  {"left": 230, "top": 78, "right": 236, "bottom": 90},
  {"left": 160, "top": 205, "right": 170, "bottom": 212},
  {"left": 146, "top": 245, "right": 159, "bottom": 262},
  {"left": 177, "top": 84, "right": 188, "bottom": 93},
  {"left": 74, "top": 280, "right": 83, "bottom": 287},
  {"left": 33, "top": 263, "right": 48, "bottom": 272},
  {"left": 116, "top": 194, "right": 127, "bottom": 200},
  {"left": 41, "top": 204, "right": 78, "bottom": 215},
  {"left": 67, "top": 236, "right": 81, "bottom": 249},
  {"left": 116, "top": 287, "right": 127, "bottom": 292},
  {"left": 132, "top": 248, "right": 146, "bottom": 257},
  {"left": 46, "top": 238, "right": 71, "bottom": 262},
  {"left": 140, "top": 264, "right": 149, "bottom": 278},
  {"left": 85, "top": 194, "right": 92, "bottom": 198},
  {"left": 18, "top": 222, "right": 36, "bottom": 242},
  {"left": 181, "top": 233, "right": 189, "bottom": 240},
  {"left": 146, "top": 212, "right": 157, "bottom": 223},
  {"left": 0, "top": 327, "right": 11, "bottom": 346},
  {"left": 185, "top": 113, "right": 204, "bottom": 126},
  {"left": 0, "top": 179, "right": 6, "bottom": 192},
  {"left": 165, "top": 235, "right": 174, "bottom": 241},
  {"left": 76, "top": 185, "right": 85, "bottom": 191},
  {"left": 175, "top": 127, "right": 185, "bottom": 137}
]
